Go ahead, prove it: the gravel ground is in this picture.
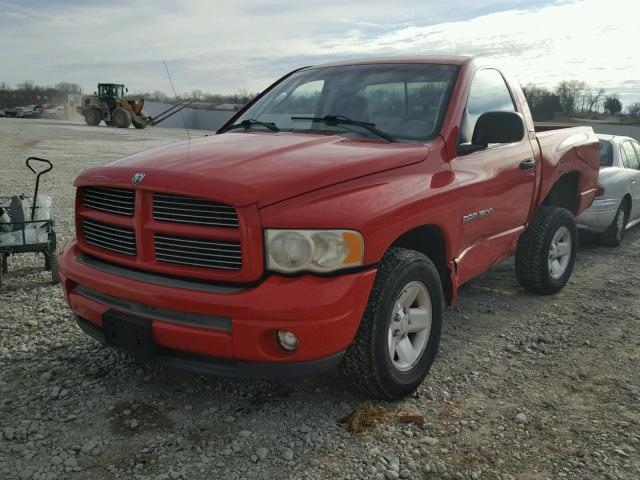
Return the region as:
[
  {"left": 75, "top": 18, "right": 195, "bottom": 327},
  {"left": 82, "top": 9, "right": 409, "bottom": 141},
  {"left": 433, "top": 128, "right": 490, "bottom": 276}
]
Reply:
[{"left": 1, "top": 118, "right": 639, "bottom": 480}]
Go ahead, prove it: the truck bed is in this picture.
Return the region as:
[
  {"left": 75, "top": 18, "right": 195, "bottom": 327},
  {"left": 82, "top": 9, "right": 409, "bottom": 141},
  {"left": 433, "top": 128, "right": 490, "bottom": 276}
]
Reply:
[{"left": 534, "top": 125, "right": 600, "bottom": 217}]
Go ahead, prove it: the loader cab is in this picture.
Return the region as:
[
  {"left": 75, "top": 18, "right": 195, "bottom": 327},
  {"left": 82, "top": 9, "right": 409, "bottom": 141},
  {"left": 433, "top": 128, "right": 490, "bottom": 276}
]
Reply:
[
  {"left": 98, "top": 83, "right": 126, "bottom": 111},
  {"left": 98, "top": 83, "right": 125, "bottom": 101}
]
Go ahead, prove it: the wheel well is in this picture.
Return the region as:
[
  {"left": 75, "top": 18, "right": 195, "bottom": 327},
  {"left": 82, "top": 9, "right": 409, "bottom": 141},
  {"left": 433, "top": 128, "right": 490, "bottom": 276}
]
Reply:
[
  {"left": 390, "top": 225, "right": 451, "bottom": 299},
  {"left": 542, "top": 172, "right": 580, "bottom": 213}
]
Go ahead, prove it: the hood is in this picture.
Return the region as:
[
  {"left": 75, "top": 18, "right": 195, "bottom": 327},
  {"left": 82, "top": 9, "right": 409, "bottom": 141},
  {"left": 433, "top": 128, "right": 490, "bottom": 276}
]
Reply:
[{"left": 75, "top": 132, "right": 429, "bottom": 207}]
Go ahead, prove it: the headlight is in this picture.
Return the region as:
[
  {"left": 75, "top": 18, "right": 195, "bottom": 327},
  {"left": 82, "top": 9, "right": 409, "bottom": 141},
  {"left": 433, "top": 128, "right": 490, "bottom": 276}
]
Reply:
[{"left": 265, "top": 229, "right": 364, "bottom": 273}]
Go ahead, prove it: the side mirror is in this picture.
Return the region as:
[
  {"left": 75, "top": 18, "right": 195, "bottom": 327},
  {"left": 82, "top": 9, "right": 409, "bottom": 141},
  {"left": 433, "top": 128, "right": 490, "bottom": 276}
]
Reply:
[
  {"left": 125, "top": 88, "right": 129, "bottom": 93},
  {"left": 471, "top": 111, "right": 525, "bottom": 146}
]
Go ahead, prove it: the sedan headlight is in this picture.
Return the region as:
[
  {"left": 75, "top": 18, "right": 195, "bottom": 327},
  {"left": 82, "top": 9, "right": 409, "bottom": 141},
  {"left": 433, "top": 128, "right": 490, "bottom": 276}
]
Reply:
[{"left": 265, "top": 229, "right": 364, "bottom": 273}]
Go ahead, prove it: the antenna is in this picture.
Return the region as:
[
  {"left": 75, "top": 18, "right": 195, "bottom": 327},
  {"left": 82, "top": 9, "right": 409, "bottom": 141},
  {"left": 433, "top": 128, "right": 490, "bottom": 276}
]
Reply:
[{"left": 163, "top": 60, "right": 191, "bottom": 140}]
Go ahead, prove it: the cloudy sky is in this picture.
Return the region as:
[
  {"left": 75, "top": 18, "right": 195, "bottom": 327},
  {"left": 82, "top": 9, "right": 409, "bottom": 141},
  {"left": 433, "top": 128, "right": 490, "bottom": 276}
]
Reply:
[{"left": 1, "top": 0, "right": 639, "bottom": 105}]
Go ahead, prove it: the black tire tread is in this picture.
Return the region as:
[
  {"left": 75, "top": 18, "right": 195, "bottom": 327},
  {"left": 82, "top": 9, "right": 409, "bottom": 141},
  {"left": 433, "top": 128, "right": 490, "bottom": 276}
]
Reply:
[
  {"left": 84, "top": 108, "right": 101, "bottom": 126},
  {"left": 340, "top": 248, "right": 442, "bottom": 399},
  {"left": 112, "top": 108, "right": 132, "bottom": 128},
  {"left": 515, "top": 206, "right": 576, "bottom": 294},
  {"left": 597, "top": 201, "right": 627, "bottom": 247},
  {"left": 132, "top": 118, "right": 147, "bottom": 129}
]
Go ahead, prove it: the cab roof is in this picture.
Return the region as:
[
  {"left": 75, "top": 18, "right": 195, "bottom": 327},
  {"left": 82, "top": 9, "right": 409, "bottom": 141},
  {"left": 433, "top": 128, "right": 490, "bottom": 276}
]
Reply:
[{"left": 312, "top": 55, "right": 474, "bottom": 69}]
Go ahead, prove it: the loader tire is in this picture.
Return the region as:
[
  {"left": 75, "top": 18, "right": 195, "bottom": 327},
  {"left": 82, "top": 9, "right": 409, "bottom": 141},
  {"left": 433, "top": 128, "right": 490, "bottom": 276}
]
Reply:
[
  {"left": 112, "top": 108, "right": 132, "bottom": 128},
  {"left": 132, "top": 118, "right": 148, "bottom": 129},
  {"left": 515, "top": 206, "right": 577, "bottom": 295},
  {"left": 84, "top": 108, "right": 101, "bottom": 126}
]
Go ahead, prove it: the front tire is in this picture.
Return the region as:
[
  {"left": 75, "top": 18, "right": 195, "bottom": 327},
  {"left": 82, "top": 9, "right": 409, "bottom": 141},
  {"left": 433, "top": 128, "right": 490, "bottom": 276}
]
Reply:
[
  {"left": 597, "top": 201, "right": 628, "bottom": 247},
  {"left": 340, "top": 248, "right": 443, "bottom": 400},
  {"left": 515, "top": 206, "right": 577, "bottom": 294},
  {"left": 132, "top": 117, "right": 148, "bottom": 129}
]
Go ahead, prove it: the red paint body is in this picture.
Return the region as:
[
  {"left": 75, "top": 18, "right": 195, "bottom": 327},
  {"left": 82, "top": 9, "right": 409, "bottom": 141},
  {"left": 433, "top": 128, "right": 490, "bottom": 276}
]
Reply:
[{"left": 59, "top": 57, "right": 599, "bottom": 370}]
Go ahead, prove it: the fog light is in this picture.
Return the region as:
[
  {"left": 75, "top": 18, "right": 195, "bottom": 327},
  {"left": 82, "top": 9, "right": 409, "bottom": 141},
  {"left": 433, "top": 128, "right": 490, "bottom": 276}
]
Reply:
[{"left": 276, "top": 330, "right": 299, "bottom": 352}]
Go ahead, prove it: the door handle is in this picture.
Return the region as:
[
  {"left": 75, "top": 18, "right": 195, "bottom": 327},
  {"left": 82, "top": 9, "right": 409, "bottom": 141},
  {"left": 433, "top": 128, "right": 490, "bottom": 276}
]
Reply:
[{"left": 519, "top": 158, "right": 536, "bottom": 170}]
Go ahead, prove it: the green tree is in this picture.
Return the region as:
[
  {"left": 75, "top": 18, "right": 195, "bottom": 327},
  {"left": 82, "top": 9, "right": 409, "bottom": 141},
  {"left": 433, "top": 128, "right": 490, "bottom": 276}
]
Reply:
[
  {"left": 604, "top": 96, "right": 622, "bottom": 115},
  {"left": 626, "top": 102, "right": 640, "bottom": 117}
]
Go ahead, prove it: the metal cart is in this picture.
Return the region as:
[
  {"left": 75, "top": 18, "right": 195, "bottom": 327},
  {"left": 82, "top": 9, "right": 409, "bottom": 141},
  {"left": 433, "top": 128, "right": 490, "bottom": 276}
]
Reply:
[{"left": 0, "top": 157, "right": 58, "bottom": 287}]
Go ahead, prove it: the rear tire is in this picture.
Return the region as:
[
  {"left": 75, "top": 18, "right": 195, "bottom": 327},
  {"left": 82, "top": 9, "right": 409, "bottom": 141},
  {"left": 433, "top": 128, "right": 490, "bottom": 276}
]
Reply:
[
  {"left": 515, "top": 206, "right": 577, "bottom": 294},
  {"left": 84, "top": 108, "right": 101, "bottom": 126},
  {"left": 340, "top": 248, "right": 443, "bottom": 400},
  {"left": 0, "top": 254, "right": 7, "bottom": 288},
  {"left": 597, "top": 201, "right": 628, "bottom": 247},
  {"left": 112, "top": 108, "right": 132, "bottom": 128},
  {"left": 50, "top": 252, "right": 59, "bottom": 285}
]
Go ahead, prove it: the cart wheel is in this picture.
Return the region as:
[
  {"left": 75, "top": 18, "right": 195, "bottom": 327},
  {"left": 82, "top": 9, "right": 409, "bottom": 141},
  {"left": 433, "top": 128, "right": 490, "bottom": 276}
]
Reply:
[
  {"left": 50, "top": 252, "right": 59, "bottom": 285},
  {"left": 0, "top": 254, "right": 7, "bottom": 287}
]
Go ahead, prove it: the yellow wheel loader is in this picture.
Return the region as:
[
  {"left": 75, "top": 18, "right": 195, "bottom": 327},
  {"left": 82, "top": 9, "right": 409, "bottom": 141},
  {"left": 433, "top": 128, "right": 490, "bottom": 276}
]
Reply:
[{"left": 78, "top": 83, "right": 194, "bottom": 129}]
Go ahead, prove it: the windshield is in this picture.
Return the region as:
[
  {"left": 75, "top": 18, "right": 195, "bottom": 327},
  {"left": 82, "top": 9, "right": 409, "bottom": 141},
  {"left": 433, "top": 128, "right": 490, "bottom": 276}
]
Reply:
[
  {"left": 228, "top": 63, "right": 459, "bottom": 142},
  {"left": 599, "top": 140, "right": 613, "bottom": 167}
]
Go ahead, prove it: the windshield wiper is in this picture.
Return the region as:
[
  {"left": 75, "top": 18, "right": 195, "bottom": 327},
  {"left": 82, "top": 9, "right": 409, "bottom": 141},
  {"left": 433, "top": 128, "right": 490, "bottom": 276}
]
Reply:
[
  {"left": 226, "top": 119, "right": 280, "bottom": 132},
  {"left": 291, "top": 115, "right": 396, "bottom": 142}
]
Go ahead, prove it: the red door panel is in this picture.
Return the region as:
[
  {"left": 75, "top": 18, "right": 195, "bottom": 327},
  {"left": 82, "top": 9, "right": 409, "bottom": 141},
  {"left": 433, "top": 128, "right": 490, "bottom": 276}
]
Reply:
[{"left": 450, "top": 140, "right": 536, "bottom": 284}]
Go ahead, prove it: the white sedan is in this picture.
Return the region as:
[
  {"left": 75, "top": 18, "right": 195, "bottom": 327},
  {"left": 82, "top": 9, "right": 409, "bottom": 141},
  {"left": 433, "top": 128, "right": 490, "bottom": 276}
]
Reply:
[{"left": 577, "top": 134, "right": 640, "bottom": 245}]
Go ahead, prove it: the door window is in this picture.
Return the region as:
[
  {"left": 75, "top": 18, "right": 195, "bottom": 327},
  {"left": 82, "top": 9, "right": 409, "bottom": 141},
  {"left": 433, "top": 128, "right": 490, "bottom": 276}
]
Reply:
[
  {"left": 460, "top": 69, "right": 516, "bottom": 144},
  {"left": 632, "top": 141, "right": 640, "bottom": 168},
  {"left": 621, "top": 141, "right": 640, "bottom": 170}
]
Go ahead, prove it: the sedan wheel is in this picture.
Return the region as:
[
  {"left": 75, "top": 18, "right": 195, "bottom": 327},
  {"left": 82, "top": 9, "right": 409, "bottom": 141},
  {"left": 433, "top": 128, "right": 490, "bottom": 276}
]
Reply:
[{"left": 597, "top": 202, "right": 628, "bottom": 247}]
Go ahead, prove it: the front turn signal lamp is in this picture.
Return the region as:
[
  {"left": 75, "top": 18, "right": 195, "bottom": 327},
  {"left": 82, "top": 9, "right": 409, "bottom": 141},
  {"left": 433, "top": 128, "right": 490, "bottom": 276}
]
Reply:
[{"left": 265, "top": 229, "right": 364, "bottom": 273}]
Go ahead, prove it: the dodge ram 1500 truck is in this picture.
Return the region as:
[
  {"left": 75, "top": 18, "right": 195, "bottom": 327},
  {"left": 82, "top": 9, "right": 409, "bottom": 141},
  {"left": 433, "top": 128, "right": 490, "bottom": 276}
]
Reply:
[{"left": 59, "top": 56, "right": 599, "bottom": 399}]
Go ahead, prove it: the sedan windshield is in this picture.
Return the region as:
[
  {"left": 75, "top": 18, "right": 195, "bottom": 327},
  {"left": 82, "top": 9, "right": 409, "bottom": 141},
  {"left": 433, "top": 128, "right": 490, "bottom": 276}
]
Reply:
[{"left": 226, "top": 63, "right": 460, "bottom": 142}]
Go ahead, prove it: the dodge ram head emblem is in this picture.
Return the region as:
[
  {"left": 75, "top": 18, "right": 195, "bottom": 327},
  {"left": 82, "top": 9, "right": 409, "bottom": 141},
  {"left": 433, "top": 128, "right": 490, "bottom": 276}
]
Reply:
[{"left": 132, "top": 172, "right": 146, "bottom": 185}]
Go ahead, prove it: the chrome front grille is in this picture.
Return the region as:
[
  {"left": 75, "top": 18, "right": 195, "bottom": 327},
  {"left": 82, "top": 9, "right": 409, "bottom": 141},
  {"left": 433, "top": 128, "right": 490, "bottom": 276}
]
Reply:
[
  {"left": 82, "top": 219, "right": 137, "bottom": 256},
  {"left": 82, "top": 187, "right": 135, "bottom": 216},
  {"left": 153, "top": 193, "right": 238, "bottom": 228},
  {"left": 154, "top": 234, "right": 242, "bottom": 270}
]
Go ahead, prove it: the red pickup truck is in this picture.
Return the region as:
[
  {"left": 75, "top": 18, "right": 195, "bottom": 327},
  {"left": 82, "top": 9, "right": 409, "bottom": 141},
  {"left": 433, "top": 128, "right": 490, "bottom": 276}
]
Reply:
[{"left": 59, "top": 56, "right": 599, "bottom": 399}]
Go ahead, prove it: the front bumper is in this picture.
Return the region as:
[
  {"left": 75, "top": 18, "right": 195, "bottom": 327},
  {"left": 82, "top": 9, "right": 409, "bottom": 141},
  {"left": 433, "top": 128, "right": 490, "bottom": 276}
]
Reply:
[
  {"left": 59, "top": 240, "right": 376, "bottom": 377},
  {"left": 576, "top": 197, "right": 620, "bottom": 233}
]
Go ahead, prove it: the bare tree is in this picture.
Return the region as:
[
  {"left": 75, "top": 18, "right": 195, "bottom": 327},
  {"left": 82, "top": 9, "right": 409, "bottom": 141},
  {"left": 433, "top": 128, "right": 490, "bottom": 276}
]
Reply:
[
  {"left": 583, "top": 87, "right": 606, "bottom": 112},
  {"left": 151, "top": 91, "right": 168, "bottom": 102},
  {"left": 523, "top": 84, "right": 562, "bottom": 121},
  {"left": 55, "top": 82, "right": 81, "bottom": 94},
  {"left": 555, "top": 80, "right": 587, "bottom": 113}
]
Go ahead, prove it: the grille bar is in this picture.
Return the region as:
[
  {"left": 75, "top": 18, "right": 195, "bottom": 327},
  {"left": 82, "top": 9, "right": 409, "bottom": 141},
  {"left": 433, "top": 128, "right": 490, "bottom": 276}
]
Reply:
[
  {"left": 153, "top": 193, "right": 239, "bottom": 228},
  {"left": 154, "top": 234, "right": 242, "bottom": 270},
  {"left": 83, "top": 219, "right": 136, "bottom": 256},
  {"left": 83, "top": 187, "right": 135, "bottom": 216}
]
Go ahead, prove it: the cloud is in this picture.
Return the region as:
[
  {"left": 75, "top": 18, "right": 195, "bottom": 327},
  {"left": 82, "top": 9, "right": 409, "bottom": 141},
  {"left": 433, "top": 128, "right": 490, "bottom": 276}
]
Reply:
[{"left": 0, "top": 0, "right": 638, "bottom": 104}]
